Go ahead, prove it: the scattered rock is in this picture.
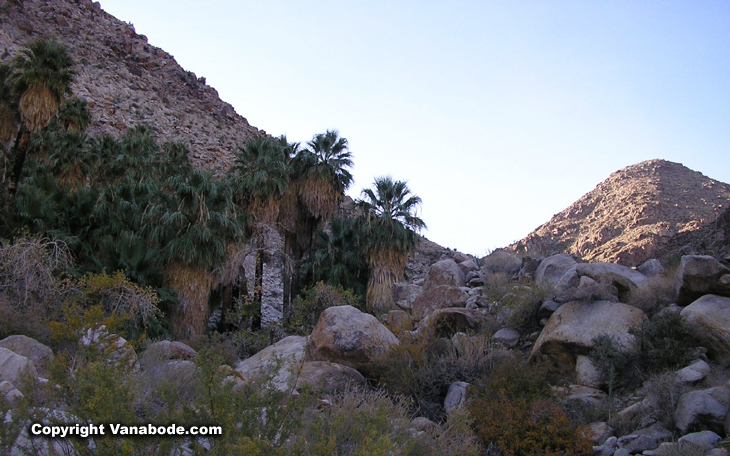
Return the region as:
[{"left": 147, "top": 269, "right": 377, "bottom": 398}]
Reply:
[
  {"left": 575, "top": 262, "right": 649, "bottom": 299},
  {"left": 617, "top": 433, "right": 658, "bottom": 453},
  {"left": 481, "top": 249, "right": 521, "bottom": 275},
  {"left": 0, "top": 380, "right": 23, "bottom": 406},
  {"left": 676, "top": 359, "right": 712, "bottom": 384},
  {"left": 638, "top": 259, "right": 665, "bottom": 277},
  {"left": 582, "top": 421, "right": 614, "bottom": 445},
  {"left": 678, "top": 430, "right": 722, "bottom": 451},
  {"left": 575, "top": 355, "right": 602, "bottom": 388},
  {"left": 411, "top": 416, "right": 440, "bottom": 433},
  {"left": 140, "top": 340, "right": 197, "bottom": 369},
  {"left": 380, "top": 310, "right": 413, "bottom": 334},
  {"left": 420, "top": 308, "right": 486, "bottom": 337}
]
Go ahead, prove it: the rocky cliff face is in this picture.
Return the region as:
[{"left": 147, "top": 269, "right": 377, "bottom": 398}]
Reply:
[
  {"left": 512, "top": 159, "right": 730, "bottom": 266},
  {"left": 0, "top": 0, "right": 261, "bottom": 174}
]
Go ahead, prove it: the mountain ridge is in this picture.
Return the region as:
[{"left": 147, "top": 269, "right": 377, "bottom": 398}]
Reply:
[{"left": 511, "top": 159, "right": 730, "bottom": 265}]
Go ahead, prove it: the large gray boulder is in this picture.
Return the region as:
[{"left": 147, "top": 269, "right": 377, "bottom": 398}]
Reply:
[
  {"left": 411, "top": 285, "right": 470, "bottom": 319},
  {"left": 140, "top": 340, "right": 197, "bottom": 371},
  {"left": 423, "top": 259, "right": 465, "bottom": 291},
  {"left": 419, "top": 308, "right": 486, "bottom": 337},
  {"left": 535, "top": 254, "right": 577, "bottom": 289},
  {"left": 444, "top": 381, "right": 469, "bottom": 415},
  {"left": 307, "top": 306, "right": 398, "bottom": 377},
  {"left": 294, "top": 361, "right": 366, "bottom": 394},
  {"left": 481, "top": 250, "right": 522, "bottom": 275},
  {"left": 674, "top": 386, "right": 730, "bottom": 434},
  {"left": 681, "top": 294, "right": 730, "bottom": 364},
  {"left": 676, "top": 255, "right": 730, "bottom": 305},
  {"left": 530, "top": 301, "right": 647, "bottom": 374},
  {"left": 235, "top": 335, "right": 307, "bottom": 391},
  {"left": 0, "top": 336, "right": 53, "bottom": 378},
  {"left": 575, "top": 262, "right": 649, "bottom": 299},
  {"left": 0, "top": 347, "right": 38, "bottom": 390},
  {"left": 391, "top": 282, "right": 423, "bottom": 310}
]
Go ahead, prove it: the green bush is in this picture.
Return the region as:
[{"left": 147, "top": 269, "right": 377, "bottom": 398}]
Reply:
[
  {"left": 632, "top": 310, "right": 701, "bottom": 373},
  {"left": 482, "top": 272, "right": 551, "bottom": 330}
]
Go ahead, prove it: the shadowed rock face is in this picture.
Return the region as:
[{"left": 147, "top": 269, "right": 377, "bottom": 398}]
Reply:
[
  {"left": 512, "top": 160, "right": 730, "bottom": 266},
  {"left": 0, "top": 0, "right": 261, "bottom": 176}
]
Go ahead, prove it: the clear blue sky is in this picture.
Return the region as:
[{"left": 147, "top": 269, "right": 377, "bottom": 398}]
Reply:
[{"left": 100, "top": 1, "right": 730, "bottom": 255}]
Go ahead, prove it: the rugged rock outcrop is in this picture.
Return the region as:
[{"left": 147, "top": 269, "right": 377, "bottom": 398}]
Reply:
[
  {"left": 681, "top": 295, "right": 730, "bottom": 364},
  {"left": 235, "top": 335, "right": 307, "bottom": 391},
  {"left": 513, "top": 160, "right": 730, "bottom": 266},
  {"left": 0, "top": 335, "right": 54, "bottom": 378}
]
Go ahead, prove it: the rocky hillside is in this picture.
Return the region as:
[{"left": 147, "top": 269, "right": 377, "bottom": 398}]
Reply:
[
  {"left": 512, "top": 159, "right": 730, "bottom": 266},
  {"left": 0, "top": 0, "right": 261, "bottom": 173}
]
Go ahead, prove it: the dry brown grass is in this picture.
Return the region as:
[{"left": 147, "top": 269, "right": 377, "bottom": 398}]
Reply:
[{"left": 19, "top": 84, "right": 58, "bottom": 133}]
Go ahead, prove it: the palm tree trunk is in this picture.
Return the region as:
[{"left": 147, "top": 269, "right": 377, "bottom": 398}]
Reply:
[
  {"left": 7, "top": 125, "right": 29, "bottom": 198},
  {"left": 167, "top": 262, "right": 213, "bottom": 340}
]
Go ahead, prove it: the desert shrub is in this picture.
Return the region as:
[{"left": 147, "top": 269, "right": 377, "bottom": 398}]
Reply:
[
  {"left": 285, "top": 282, "right": 362, "bottom": 335},
  {"left": 0, "top": 235, "right": 73, "bottom": 309},
  {"left": 654, "top": 442, "right": 708, "bottom": 456},
  {"left": 482, "top": 272, "right": 550, "bottom": 330},
  {"left": 627, "top": 268, "right": 678, "bottom": 317},
  {"left": 589, "top": 334, "right": 640, "bottom": 395},
  {"left": 375, "top": 331, "right": 496, "bottom": 420},
  {"left": 632, "top": 310, "right": 701, "bottom": 373},
  {"left": 468, "top": 357, "right": 592, "bottom": 456},
  {"left": 638, "top": 371, "right": 690, "bottom": 431}
]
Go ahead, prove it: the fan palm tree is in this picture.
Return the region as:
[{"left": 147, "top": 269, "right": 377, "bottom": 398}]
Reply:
[
  {"left": 357, "top": 177, "right": 426, "bottom": 314},
  {"left": 298, "top": 130, "right": 353, "bottom": 222},
  {"left": 7, "top": 39, "right": 75, "bottom": 196},
  {"left": 147, "top": 170, "right": 244, "bottom": 338}
]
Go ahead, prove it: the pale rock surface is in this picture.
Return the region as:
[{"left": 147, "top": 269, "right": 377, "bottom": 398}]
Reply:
[
  {"left": 681, "top": 294, "right": 730, "bottom": 364},
  {"left": 235, "top": 336, "right": 307, "bottom": 392},
  {"left": 307, "top": 306, "right": 398, "bottom": 377},
  {"left": 391, "top": 282, "right": 422, "bottom": 310},
  {"left": 535, "top": 254, "right": 577, "bottom": 288},
  {"left": 444, "top": 381, "right": 469, "bottom": 415},
  {"left": 0, "top": 336, "right": 54, "bottom": 378},
  {"left": 294, "top": 361, "right": 366, "bottom": 394},
  {"left": 674, "top": 386, "right": 730, "bottom": 434},
  {"left": 411, "top": 285, "right": 470, "bottom": 320},
  {"left": 530, "top": 301, "right": 647, "bottom": 373},
  {"left": 423, "top": 259, "right": 466, "bottom": 290},
  {"left": 676, "top": 359, "right": 712, "bottom": 384},
  {"left": 0, "top": 348, "right": 38, "bottom": 390},
  {"left": 676, "top": 255, "right": 730, "bottom": 305},
  {"left": 492, "top": 328, "right": 520, "bottom": 348}
]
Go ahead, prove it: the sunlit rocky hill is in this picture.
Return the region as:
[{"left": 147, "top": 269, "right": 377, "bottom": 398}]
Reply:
[{"left": 511, "top": 159, "right": 730, "bottom": 266}]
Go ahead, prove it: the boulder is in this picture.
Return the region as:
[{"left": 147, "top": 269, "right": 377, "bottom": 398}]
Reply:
[
  {"left": 575, "top": 262, "right": 649, "bottom": 299},
  {"left": 557, "top": 384, "right": 607, "bottom": 409},
  {"left": 582, "top": 422, "right": 614, "bottom": 445},
  {"left": 680, "top": 294, "right": 730, "bottom": 364},
  {"left": 380, "top": 310, "right": 413, "bottom": 334},
  {"left": 0, "top": 335, "right": 54, "bottom": 378},
  {"left": 420, "top": 308, "right": 486, "bottom": 337},
  {"left": 535, "top": 254, "right": 577, "bottom": 289},
  {"left": 575, "top": 355, "right": 602, "bottom": 388},
  {"left": 492, "top": 328, "right": 520, "bottom": 348},
  {"left": 517, "top": 256, "right": 542, "bottom": 281},
  {"left": 307, "top": 306, "right": 398, "bottom": 377},
  {"left": 294, "top": 361, "right": 366, "bottom": 394},
  {"left": 412, "top": 285, "right": 470, "bottom": 320},
  {"left": 140, "top": 340, "right": 197, "bottom": 369},
  {"left": 674, "top": 386, "right": 730, "bottom": 434},
  {"left": 0, "top": 347, "right": 38, "bottom": 390},
  {"left": 633, "top": 423, "right": 673, "bottom": 444},
  {"left": 458, "top": 259, "right": 479, "bottom": 274},
  {"left": 677, "top": 359, "right": 712, "bottom": 384},
  {"left": 637, "top": 259, "right": 665, "bottom": 277},
  {"left": 235, "top": 336, "right": 307, "bottom": 391},
  {"left": 423, "top": 259, "right": 465, "bottom": 290},
  {"left": 530, "top": 301, "right": 647, "bottom": 373},
  {"left": 444, "top": 381, "right": 469, "bottom": 415},
  {"left": 592, "top": 436, "right": 618, "bottom": 456},
  {"left": 481, "top": 250, "right": 521, "bottom": 275},
  {"left": 676, "top": 255, "right": 730, "bottom": 305},
  {"left": 80, "top": 326, "right": 139, "bottom": 372},
  {"left": 0, "top": 380, "right": 23, "bottom": 407},
  {"left": 411, "top": 416, "right": 440, "bottom": 433},
  {"left": 617, "top": 433, "right": 658, "bottom": 453},
  {"left": 392, "top": 282, "right": 422, "bottom": 310},
  {"left": 678, "top": 430, "right": 722, "bottom": 451},
  {"left": 537, "top": 300, "right": 561, "bottom": 320}
]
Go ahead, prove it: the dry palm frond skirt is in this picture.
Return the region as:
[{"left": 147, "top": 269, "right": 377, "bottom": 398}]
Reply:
[
  {"left": 277, "top": 184, "right": 299, "bottom": 233},
  {"left": 19, "top": 84, "right": 58, "bottom": 133},
  {"left": 249, "top": 196, "right": 280, "bottom": 231},
  {"left": 366, "top": 248, "right": 407, "bottom": 316},
  {"left": 166, "top": 262, "right": 214, "bottom": 339},
  {"left": 299, "top": 174, "right": 339, "bottom": 221},
  {"left": 0, "top": 102, "right": 17, "bottom": 146}
]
